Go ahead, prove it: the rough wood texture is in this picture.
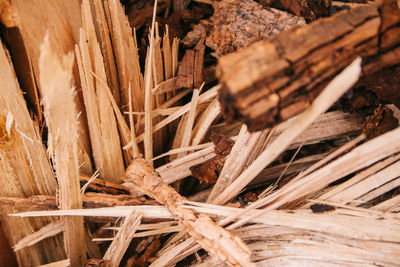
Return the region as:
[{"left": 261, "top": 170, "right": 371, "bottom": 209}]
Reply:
[
  {"left": 280, "top": 0, "right": 331, "bottom": 22},
  {"left": 124, "top": 158, "right": 254, "bottom": 267},
  {"left": 176, "top": 37, "right": 205, "bottom": 88},
  {"left": 218, "top": 0, "right": 400, "bottom": 131},
  {"left": 190, "top": 133, "right": 234, "bottom": 184},
  {"left": 183, "top": 0, "right": 305, "bottom": 56}
]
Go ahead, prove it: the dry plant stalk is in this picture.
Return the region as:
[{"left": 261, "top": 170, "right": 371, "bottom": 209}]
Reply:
[
  {"left": 39, "top": 35, "right": 86, "bottom": 265},
  {"left": 123, "top": 157, "right": 254, "bottom": 267},
  {"left": 103, "top": 209, "right": 142, "bottom": 266}
]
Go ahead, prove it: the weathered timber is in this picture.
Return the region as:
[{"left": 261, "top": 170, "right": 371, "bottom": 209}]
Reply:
[{"left": 217, "top": 0, "right": 400, "bottom": 131}]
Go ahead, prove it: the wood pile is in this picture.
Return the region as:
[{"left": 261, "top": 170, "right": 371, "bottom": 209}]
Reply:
[{"left": 0, "top": 0, "right": 399, "bottom": 266}]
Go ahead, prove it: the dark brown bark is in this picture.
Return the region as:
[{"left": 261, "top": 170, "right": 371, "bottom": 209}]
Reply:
[
  {"left": 217, "top": 0, "right": 400, "bottom": 132},
  {"left": 279, "top": 0, "right": 331, "bottom": 22},
  {"left": 190, "top": 132, "right": 235, "bottom": 184},
  {"left": 176, "top": 37, "right": 205, "bottom": 88}
]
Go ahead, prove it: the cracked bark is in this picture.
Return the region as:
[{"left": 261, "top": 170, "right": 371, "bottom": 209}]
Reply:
[{"left": 217, "top": 0, "right": 400, "bottom": 131}]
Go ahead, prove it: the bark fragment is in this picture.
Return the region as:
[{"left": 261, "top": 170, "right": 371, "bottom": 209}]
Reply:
[
  {"left": 190, "top": 133, "right": 235, "bottom": 184},
  {"left": 176, "top": 37, "right": 206, "bottom": 88},
  {"left": 363, "top": 106, "right": 399, "bottom": 139},
  {"left": 217, "top": 1, "right": 400, "bottom": 131},
  {"left": 183, "top": 0, "right": 305, "bottom": 56}
]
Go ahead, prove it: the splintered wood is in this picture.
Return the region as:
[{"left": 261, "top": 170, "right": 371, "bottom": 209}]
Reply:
[
  {"left": 10, "top": 0, "right": 93, "bottom": 173},
  {"left": 123, "top": 158, "right": 254, "bottom": 266},
  {"left": 76, "top": 0, "right": 125, "bottom": 183},
  {"left": 218, "top": 0, "right": 400, "bottom": 131},
  {"left": 103, "top": 210, "right": 142, "bottom": 266},
  {"left": 0, "top": 40, "right": 64, "bottom": 266},
  {"left": 39, "top": 36, "right": 87, "bottom": 266},
  {"left": 2, "top": 0, "right": 400, "bottom": 266}
]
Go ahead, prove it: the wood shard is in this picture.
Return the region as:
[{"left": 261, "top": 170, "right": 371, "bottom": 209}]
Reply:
[
  {"left": 103, "top": 209, "right": 142, "bottom": 267},
  {"left": 39, "top": 35, "right": 86, "bottom": 266},
  {"left": 123, "top": 157, "right": 254, "bottom": 267},
  {"left": 218, "top": 0, "right": 400, "bottom": 131}
]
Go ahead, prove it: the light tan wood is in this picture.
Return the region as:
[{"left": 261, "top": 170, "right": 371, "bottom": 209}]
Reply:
[
  {"left": 76, "top": 0, "right": 125, "bottom": 183},
  {"left": 39, "top": 35, "right": 86, "bottom": 266},
  {"left": 0, "top": 40, "right": 65, "bottom": 265}
]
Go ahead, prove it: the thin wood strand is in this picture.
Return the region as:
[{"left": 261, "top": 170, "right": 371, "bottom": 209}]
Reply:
[
  {"left": 178, "top": 88, "right": 200, "bottom": 158},
  {"left": 144, "top": 0, "right": 158, "bottom": 164},
  {"left": 13, "top": 221, "right": 63, "bottom": 252},
  {"left": 128, "top": 83, "right": 140, "bottom": 158},
  {"left": 103, "top": 209, "right": 142, "bottom": 266}
]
